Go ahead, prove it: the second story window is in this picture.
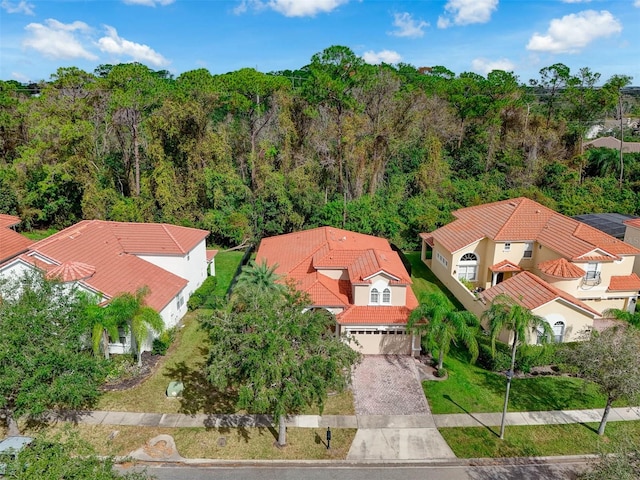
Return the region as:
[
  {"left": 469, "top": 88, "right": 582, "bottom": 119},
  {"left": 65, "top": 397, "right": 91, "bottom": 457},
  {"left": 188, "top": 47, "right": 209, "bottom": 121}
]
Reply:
[
  {"left": 523, "top": 242, "right": 533, "bottom": 258},
  {"left": 382, "top": 288, "right": 391, "bottom": 304},
  {"left": 584, "top": 263, "right": 601, "bottom": 285},
  {"left": 504, "top": 243, "right": 511, "bottom": 252},
  {"left": 370, "top": 288, "right": 380, "bottom": 304}
]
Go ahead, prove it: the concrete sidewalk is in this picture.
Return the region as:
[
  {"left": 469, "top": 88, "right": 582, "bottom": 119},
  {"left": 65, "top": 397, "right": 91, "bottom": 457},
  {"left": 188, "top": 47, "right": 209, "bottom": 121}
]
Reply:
[
  {"left": 71, "top": 406, "right": 640, "bottom": 430},
  {"left": 432, "top": 406, "right": 640, "bottom": 428}
]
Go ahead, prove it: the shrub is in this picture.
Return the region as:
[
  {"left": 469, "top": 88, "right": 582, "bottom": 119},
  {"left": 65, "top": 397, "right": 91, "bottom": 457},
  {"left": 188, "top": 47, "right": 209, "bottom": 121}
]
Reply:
[
  {"left": 152, "top": 328, "right": 177, "bottom": 356},
  {"left": 436, "top": 367, "right": 448, "bottom": 378},
  {"left": 476, "top": 334, "right": 511, "bottom": 371},
  {"left": 187, "top": 276, "right": 217, "bottom": 311}
]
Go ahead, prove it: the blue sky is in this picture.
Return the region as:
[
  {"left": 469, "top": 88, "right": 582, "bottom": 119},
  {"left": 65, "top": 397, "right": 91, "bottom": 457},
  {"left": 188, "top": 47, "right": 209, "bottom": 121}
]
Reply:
[{"left": 1, "top": 0, "right": 638, "bottom": 85}]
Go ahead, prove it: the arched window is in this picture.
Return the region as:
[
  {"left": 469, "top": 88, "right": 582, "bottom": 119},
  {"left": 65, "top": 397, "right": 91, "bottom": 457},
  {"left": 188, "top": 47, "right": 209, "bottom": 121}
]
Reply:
[
  {"left": 458, "top": 253, "right": 478, "bottom": 282},
  {"left": 370, "top": 288, "right": 379, "bottom": 304},
  {"left": 553, "top": 321, "right": 565, "bottom": 343},
  {"left": 382, "top": 288, "right": 391, "bottom": 304}
]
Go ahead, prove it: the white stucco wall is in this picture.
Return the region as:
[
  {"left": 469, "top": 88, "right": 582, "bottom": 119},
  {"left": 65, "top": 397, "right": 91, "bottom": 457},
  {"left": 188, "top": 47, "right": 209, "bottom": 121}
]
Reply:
[{"left": 136, "top": 239, "right": 207, "bottom": 299}]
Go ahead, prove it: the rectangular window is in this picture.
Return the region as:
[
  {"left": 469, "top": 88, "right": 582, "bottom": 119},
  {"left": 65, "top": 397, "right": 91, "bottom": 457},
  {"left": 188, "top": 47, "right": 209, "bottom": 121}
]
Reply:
[
  {"left": 523, "top": 243, "right": 533, "bottom": 258},
  {"left": 435, "top": 251, "right": 448, "bottom": 267},
  {"left": 176, "top": 293, "right": 185, "bottom": 310},
  {"left": 504, "top": 243, "right": 511, "bottom": 252},
  {"left": 458, "top": 265, "right": 477, "bottom": 281}
]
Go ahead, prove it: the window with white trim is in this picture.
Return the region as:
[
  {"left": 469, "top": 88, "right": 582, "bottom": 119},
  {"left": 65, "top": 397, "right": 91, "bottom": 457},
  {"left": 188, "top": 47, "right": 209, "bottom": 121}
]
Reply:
[
  {"left": 370, "top": 288, "right": 380, "bottom": 304},
  {"left": 523, "top": 242, "right": 533, "bottom": 258},
  {"left": 382, "top": 288, "right": 391, "bottom": 304},
  {"left": 176, "top": 293, "right": 185, "bottom": 310},
  {"left": 504, "top": 243, "right": 511, "bottom": 252},
  {"left": 553, "top": 321, "right": 565, "bottom": 343},
  {"left": 435, "top": 251, "right": 448, "bottom": 267},
  {"left": 457, "top": 253, "right": 478, "bottom": 282}
]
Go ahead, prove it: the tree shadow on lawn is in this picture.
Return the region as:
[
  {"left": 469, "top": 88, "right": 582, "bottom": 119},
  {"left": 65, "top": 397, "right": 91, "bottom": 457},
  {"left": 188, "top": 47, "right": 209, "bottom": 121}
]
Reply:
[{"left": 163, "top": 356, "right": 238, "bottom": 417}]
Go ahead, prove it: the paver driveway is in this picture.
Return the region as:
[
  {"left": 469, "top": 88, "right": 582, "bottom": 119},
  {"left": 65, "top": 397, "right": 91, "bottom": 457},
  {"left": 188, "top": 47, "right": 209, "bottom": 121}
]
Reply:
[{"left": 352, "top": 355, "right": 431, "bottom": 415}]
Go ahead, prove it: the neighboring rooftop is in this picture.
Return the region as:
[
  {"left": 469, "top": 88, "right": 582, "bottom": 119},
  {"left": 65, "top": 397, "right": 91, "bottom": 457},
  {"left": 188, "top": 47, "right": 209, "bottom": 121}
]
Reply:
[
  {"left": 584, "top": 136, "right": 640, "bottom": 153},
  {"left": 6, "top": 220, "right": 208, "bottom": 312},
  {"left": 572, "top": 213, "right": 637, "bottom": 240},
  {"left": 427, "top": 197, "right": 640, "bottom": 260},
  {"left": 0, "top": 214, "right": 33, "bottom": 264}
]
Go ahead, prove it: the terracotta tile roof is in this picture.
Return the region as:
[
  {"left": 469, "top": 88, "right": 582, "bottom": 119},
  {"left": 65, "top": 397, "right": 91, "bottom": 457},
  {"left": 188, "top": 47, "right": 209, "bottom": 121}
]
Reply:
[
  {"left": 490, "top": 260, "right": 522, "bottom": 273},
  {"left": 0, "top": 228, "right": 33, "bottom": 264},
  {"left": 337, "top": 306, "right": 414, "bottom": 325},
  {"left": 46, "top": 261, "right": 96, "bottom": 282},
  {"left": 426, "top": 197, "right": 640, "bottom": 260},
  {"left": 0, "top": 214, "right": 21, "bottom": 228},
  {"left": 256, "top": 227, "right": 416, "bottom": 323},
  {"left": 480, "top": 271, "right": 600, "bottom": 317},
  {"left": 206, "top": 250, "right": 218, "bottom": 262},
  {"left": 18, "top": 220, "right": 205, "bottom": 311},
  {"left": 537, "top": 258, "right": 586, "bottom": 279},
  {"left": 608, "top": 274, "right": 640, "bottom": 292},
  {"left": 625, "top": 218, "right": 640, "bottom": 229}
]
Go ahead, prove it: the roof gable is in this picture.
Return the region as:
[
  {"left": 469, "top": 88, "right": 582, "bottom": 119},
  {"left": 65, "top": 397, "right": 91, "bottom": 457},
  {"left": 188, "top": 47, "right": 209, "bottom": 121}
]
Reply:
[
  {"left": 428, "top": 197, "right": 640, "bottom": 259},
  {"left": 19, "top": 220, "right": 206, "bottom": 311}
]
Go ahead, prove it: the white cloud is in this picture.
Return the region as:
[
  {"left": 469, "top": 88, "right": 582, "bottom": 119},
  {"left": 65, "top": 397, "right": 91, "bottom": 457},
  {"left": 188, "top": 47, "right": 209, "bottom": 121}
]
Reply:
[
  {"left": 234, "top": 0, "right": 348, "bottom": 17},
  {"left": 1, "top": 0, "right": 34, "bottom": 15},
  {"left": 11, "top": 71, "right": 30, "bottom": 82},
  {"left": 23, "top": 19, "right": 97, "bottom": 60},
  {"left": 122, "top": 0, "right": 174, "bottom": 5},
  {"left": 389, "top": 12, "right": 428, "bottom": 38},
  {"left": 471, "top": 57, "right": 515, "bottom": 75},
  {"left": 97, "top": 25, "right": 170, "bottom": 67},
  {"left": 437, "top": 0, "right": 498, "bottom": 28},
  {"left": 635, "top": 0, "right": 640, "bottom": 7},
  {"left": 527, "top": 10, "right": 622, "bottom": 54},
  {"left": 362, "top": 49, "right": 402, "bottom": 65}
]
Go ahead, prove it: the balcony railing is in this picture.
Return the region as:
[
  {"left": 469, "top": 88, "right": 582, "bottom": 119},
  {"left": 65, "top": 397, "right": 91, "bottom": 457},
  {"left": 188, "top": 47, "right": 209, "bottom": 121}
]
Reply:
[{"left": 583, "top": 271, "right": 601, "bottom": 286}]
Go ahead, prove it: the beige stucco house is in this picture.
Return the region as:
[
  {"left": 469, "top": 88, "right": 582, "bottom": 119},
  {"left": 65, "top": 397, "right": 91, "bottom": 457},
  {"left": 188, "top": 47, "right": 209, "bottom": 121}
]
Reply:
[
  {"left": 256, "top": 227, "right": 419, "bottom": 355},
  {"left": 421, "top": 198, "right": 640, "bottom": 344}
]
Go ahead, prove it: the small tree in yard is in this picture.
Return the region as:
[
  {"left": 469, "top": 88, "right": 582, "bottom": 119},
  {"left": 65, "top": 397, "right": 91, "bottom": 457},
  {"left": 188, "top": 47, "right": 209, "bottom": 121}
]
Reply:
[
  {"left": 561, "top": 326, "right": 640, "bottom": 436},
  {"left": 408, "top": 291, "right": 479, "bottom": 371},
  {"left": 203, "top": 283, "right": 361, "bottom": 447},
  {"left": 0, "top": 272, "right": 106, "bottom": 436},
  {"left": 580, "top": 438, "right": 640, "bottom": 480},
  {"left": 483, "top": 293, "right": 553, "bottom": 440}
]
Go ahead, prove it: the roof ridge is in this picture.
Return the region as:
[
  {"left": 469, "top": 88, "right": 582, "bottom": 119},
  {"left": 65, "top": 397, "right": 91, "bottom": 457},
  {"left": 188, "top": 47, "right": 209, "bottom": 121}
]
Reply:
[{"left": 161, "top": 224, "right": 187, "bottom": 254}]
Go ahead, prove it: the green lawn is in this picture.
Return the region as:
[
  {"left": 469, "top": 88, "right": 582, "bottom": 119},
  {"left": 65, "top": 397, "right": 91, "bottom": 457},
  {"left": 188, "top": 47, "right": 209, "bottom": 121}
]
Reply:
[
  {"left": 440, "top": 421, "right": 640, "bottom": 458},
  {"left": 212, "top": 250, "right": 245, "bottom": 298},
  {"left": 22, "top": 228, "right": 59, "bottom": 241},
  {"left": 424, "top": 349, "right": 617, "bottom": 414},
  {"left": 405, "top": 251, "right": 463, "bottom": 308},
  {"left": 98, "top": 248, "right": 354, "bottom": 416}
]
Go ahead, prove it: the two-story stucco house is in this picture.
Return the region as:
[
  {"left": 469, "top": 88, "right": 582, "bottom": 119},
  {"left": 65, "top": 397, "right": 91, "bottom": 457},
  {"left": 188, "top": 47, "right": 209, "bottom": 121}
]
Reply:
[
  {"left": 420, "top": 198, "right": 640, "bottom": 343},
  {"left": 256, "top": 226, "right": 419, "bottom": 355},
  {"left": 0, "top": 220, "right": 209, "bottom": 353}
]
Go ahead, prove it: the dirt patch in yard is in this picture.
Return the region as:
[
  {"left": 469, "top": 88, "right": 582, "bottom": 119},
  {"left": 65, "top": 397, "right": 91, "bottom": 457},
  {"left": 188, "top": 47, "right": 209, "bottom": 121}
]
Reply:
[{"left": 102, "top": 352, "right": 163, "bottom": 392}]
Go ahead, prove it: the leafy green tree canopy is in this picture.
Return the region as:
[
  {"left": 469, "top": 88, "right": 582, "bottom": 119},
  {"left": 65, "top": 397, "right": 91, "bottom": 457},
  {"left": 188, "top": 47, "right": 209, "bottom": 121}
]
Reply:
[
  {"left": 0, "top": 272, "right": 106, "bottom": 435},
  {"left": 202, "top": 286, "right": 360, "bottom": 446}
]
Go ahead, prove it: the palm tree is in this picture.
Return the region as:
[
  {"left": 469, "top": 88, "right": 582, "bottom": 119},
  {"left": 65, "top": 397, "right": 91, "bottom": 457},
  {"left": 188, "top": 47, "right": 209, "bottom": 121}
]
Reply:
[
  {"left": 408, "top": 291, "right": 479, "bottom": 371},
  {"left": 235, "top": 259, "right": 286, "bottom": 292},
  {"left": 107, "top": 287, "right": 164, "bottom": 367},
  {"left": 86, "top": 302, "right": 122, "bottom": 360},
  {"left": 482, "top": 293, "right": 553, "bottom": 439}
]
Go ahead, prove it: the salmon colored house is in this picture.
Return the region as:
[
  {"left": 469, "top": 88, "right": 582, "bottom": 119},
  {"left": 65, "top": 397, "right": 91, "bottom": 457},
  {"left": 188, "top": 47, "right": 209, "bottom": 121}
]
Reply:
[
  {"left": 256, "top": 227, "right": 420, "bottom": 355},
  {"left": 421, "top": 198, "right": 640, "bottom": 343}
]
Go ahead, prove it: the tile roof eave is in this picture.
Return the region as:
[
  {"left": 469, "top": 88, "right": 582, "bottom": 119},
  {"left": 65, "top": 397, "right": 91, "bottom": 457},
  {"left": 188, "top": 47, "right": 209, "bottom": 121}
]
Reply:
[{"left": 534, "top": 297, "right": 600, "bottom": 319}]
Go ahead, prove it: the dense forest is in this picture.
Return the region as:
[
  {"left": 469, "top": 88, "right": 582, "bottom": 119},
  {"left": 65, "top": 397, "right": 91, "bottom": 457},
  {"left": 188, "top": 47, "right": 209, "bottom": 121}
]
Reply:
[{"left": 1, "top": 45, "right": 639, "bottom": 249}]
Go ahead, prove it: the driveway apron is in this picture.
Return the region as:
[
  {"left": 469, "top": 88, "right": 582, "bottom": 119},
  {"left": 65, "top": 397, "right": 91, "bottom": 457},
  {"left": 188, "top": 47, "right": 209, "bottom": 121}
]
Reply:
[{"left": 348, "top": 355, "right": 456, "bottom": 460}]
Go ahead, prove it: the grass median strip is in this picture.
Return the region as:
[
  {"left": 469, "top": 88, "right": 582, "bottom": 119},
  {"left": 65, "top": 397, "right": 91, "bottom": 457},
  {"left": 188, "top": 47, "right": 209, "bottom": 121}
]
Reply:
[
  {"left": 23, "top": 424, "right": 356, "bottom": 460},
  {"left": 439, "top": 421, "right": 640, "bottom": 458}
]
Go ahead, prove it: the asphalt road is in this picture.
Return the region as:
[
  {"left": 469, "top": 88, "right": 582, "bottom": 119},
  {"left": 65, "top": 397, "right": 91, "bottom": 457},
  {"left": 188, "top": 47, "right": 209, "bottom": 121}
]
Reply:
[{"left": 119, "top": 460, "right": 587, "bottom": 480}]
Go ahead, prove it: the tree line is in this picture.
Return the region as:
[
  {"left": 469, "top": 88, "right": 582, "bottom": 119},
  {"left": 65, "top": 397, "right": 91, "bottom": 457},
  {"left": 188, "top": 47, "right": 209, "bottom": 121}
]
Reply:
[{"left": 0, "top": 45, "right": 638, "bottom": 249}]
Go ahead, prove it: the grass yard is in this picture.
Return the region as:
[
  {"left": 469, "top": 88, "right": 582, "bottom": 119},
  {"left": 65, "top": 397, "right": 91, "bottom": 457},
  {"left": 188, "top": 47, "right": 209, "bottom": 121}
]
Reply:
[
  {"left": 440, "top": 421, "right": 640, "bottom": 458},
  {"left": 405, "top": 251, "right": 463, "bottom": 309},
  {"left": 21, "top": 228, "right": 59, "bottom": 241},
  {"left": 22, "top": 423, "right": 356, "bottom": 460},
  {"left": 97, "top": 249, "right": 355, "bottom": 416},
  {"left": 212, "top": 250, "right": 245, "bottom": 298},
  {"left": 424, "top": 349, "right": 617, "bottom": 414}
]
